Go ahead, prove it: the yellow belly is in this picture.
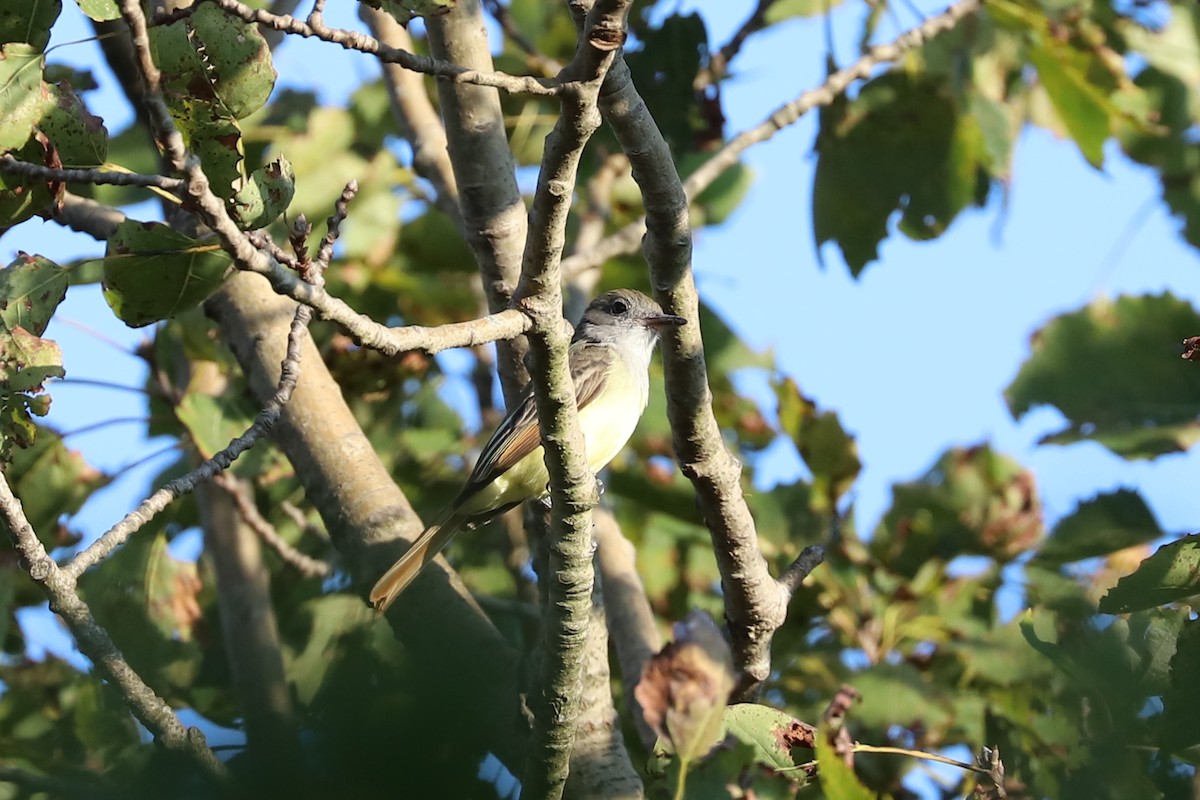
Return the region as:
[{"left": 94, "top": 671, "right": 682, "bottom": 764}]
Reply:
[{"left": 463, "top": 355, "right": 647, "bottom": 514}]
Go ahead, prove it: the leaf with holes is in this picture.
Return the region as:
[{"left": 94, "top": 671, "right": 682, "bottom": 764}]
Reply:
[
  {"left": 230, "top": 154, "right": 295, "bottom": 229},
  {"left": 150, "top": 3, "right": 274, "bottom": 120},
  {"left": 0, "top": 252, "right": 68, "bottom": 336},
  {"left": 101, "top": 220, "right": 232, "bottom": 328}
]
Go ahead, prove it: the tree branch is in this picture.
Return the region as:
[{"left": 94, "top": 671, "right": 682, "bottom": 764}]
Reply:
[
  {"left": 565, "top": 559, "right": 644, "bottom": 799},
  {"left": 152, "top": 0, "right": 560, "bottom": 96},
  {"left": 196, "top": 466, "right": 305, "bottom": 785},
  {"left": 214, "top": 473, "right": 332, "bottom": 579},
  {"left": 514, "top": 2, "right": 632, "bottom": 797},
  {"left": 594, "top": 508, "right": 660, "bottom": 749},
  {"left": 0, "top": 156, "right": 183, "bottom": 191},
  {"left": 426, "top": 0, "right": 533, "bottom": 403},
  {"left": 597, "top": 51, "right": 828, "bottom": 699},
  {"left": 0, "top": 478, "right": 226, "bottom": 779},
  {"left": 205, "top": 270, "right": 529, "bottom": 771},
  {"left": 561, "top": 0, "right": 984, "bottom": 279}
]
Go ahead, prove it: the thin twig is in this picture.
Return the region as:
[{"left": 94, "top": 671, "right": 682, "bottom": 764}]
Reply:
[
  {"left": 0, "top": 474, "right": 227, "bottom": 778},
  {"left": 213, "top": 473, "right": 332, "bottom": 579},
  {"left": 0, "top": 156, "right": 184, "bottom": 191},
  {"left": 694, "top": 0, "right": 775, "bottom": 88},
  {"left": 64, "top": 302, "right": 313, "bottom": 579},
  {"left": 151, "top": 0, "right": 559, "bottom": 96},
  {"left": 562, "top": 0, "right": 984, "bottom": 279}
]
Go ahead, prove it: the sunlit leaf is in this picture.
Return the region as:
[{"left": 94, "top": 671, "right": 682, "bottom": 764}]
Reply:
[
  {"left": 0, "top": 43, "right": 50, "bottom": 152},
  {"left": 230, "top": 154, "right": 295, "bottom": 229},
  {"left": 816, "top": 722, "right": 873, "bottom": 800},
  {"left": 1, "top": 425, "right": 105, "bottom": 541}
]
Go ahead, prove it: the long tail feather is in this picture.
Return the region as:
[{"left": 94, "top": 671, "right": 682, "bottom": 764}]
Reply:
[{"left": 369, "top": 519, "right": 462, "bottom": 613}]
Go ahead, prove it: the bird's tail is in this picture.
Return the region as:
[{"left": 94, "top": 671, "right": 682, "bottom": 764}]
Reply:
[{"left": 369, "top": 517, "right": 462, "bottom": 614}]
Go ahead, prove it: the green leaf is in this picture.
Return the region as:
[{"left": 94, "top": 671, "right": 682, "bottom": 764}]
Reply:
[
  {"left": 815, "top": 723, "right": 873, "bottom": 800},
  {"left": 1099, "top": 535, "right": 1200, "bottom": 614},
  {"left": 1161, "top": 618, "right": 1200, "bottom": 751},
  {"left": 40, "top": 82, "right": 107, "bottom": 167},
  {"left": 1035, "top": 489, "right": 1163, "bottom": 565},
  {"left": 151, "top": 3, "right": 275, "bottom": 120},
  {"left": 172, "top": 101, "right": 245, "bottom": 199},
  {"left": 723, "top": 703, "right": 814, "bottom": 775},
  {"left": 683, "top": 156, "right": 753, "bottom": 227},
  {"left": 101, "top": 221, "right": 232, "bottom": 328},
  {"left": 873, "top": 445, "right": 1043, "bottom": 577},
  {"left": 230, "top": 154, "right": 295, "bottom": 229},
  {"left": 72, "top": 0, "right": 120, "bottom": 22},
  {"left": 0, "top": 0, "right": 61, "bottom": 52},
  {"left": 1027, "top": 39, "right": 1111, "bottom": 168},
  {"left": 1118, "top": 4, "right": 1200, "bottom": 90},
  {"left": 0, "top": 325, "right": 63, "bottom": 391},
  {"left": 1, "top": 426, "right": 105, "bottom": 540},
  {"left": 0, "top": 253, "right": 68, "bottom": 336},
  {"left": 624, "top": 13, "right": 710, "bottom": 153},
  {"left": 0, "top": 43, "right": 51, "bottom": 152},
  {"left": 1006, "top": 293, "right": 1200, "bottom": 459},
  {"left": 813, "top": 71, "right": 987, "bottom": 274},
  {"left": 774, "top": 377, "right": 860, "bottom": 510},
  {"left": 288, "top": 594, "right": 378, "bottom": 705}
]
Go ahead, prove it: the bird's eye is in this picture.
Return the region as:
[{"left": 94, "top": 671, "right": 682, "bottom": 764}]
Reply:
[{"left": 610, "top": 298, "right": 629, "bottom": 315}]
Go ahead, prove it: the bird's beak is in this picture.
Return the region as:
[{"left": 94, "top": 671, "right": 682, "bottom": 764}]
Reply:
[{"left": 641, "top": 313, "right": 687, "bottom": 331}]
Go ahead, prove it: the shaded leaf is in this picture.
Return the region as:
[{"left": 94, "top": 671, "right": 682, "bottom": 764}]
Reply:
[
  {"left": 873, "top": 444, "right": 1043, "bottom": 577},
  {"left": 1, "top": 425, "right": 105, "bottom": 541},
  {"left": 813, "top": 71, "right": 986, "bottom": 274},
  {"left": 624, "top": 13, "right": 710, "bottom": 153},
  {"left": 1161, "top": 618, "right": 1200, "bottom": 751},
  {"left": 1099, "top": 535, "right": 1200, "bottom": 614},
  {"left": 0, "top": 0, "right": 60, "bottom": 52},
  {"left": 775, "top": 377, "right": 860, "bottom": 510},
  {"left": 1006, "top": 293, "right": 1200, "bottom": 459},
  {"left": 1036, "top": 489, "right": 1163, "bottom": 565},
  {"left": 101, "top": 220, "right": 232, "bottom": 328},
  {"left": 362, "top": 0, "right": 456, "bottom": 26}
]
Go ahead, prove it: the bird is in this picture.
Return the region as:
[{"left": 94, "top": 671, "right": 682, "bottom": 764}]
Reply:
[{"left": 369, "top": 289, "right": 685, "bottom": 613}]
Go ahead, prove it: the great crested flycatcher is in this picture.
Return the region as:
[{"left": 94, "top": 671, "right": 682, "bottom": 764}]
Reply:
[{"left": 369, "top": 289, "right": 685, "bottom": 612}]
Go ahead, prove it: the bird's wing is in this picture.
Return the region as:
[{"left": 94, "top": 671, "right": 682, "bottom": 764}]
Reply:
[{"left": 462, "top": 342, "right": 612, "bottom": 495}]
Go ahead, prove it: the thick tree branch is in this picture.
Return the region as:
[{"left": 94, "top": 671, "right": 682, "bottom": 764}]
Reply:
[
  {"left": 565, "top": 561, "right": 644, "bottom": 799},
  {"left": 514, "top": 2, "right": 631, "bottom": 797},
  {"left": 206, "top": 271, "right": 528, "bottom": 771},
  {"left": 561, "top": 0, "right": 984, "bottom": 279},
  {"left": 195, "top": 468, "right": 305, "bottom": 785},
  {"left": 153, "top": 0, "right": 559, "bottom": 96},
  {"left": 0, "top": 477, "right": 226, "bottom": 778},
  {"left": 594, "top": 508, "right": 660, "bottom": 749},
  {"left": 426, "top": 0, "right": 532, "bottom": 402},
  {"left": 597, "top": 52, "right": 826, "bottom": 698}
]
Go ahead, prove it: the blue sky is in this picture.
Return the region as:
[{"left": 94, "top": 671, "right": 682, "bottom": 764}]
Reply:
[{"left": 6, "top": 0, "right": 1199, "bottom": 784}]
